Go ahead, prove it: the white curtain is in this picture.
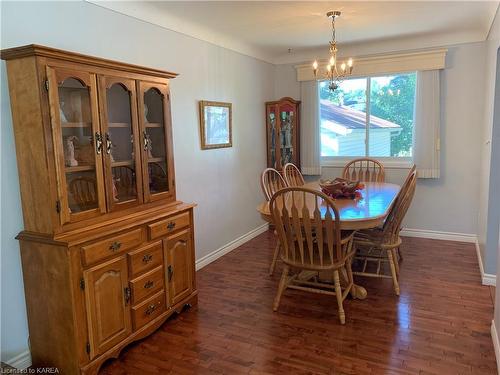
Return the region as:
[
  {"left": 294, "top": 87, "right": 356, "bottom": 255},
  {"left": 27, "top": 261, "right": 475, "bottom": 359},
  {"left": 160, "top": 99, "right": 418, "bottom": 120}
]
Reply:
[
  {"left": 300, "top": 80, "right": 321, "bottom": 175},
  {"left": 413, "top": 70, "right": 441, "bottom": 178}
]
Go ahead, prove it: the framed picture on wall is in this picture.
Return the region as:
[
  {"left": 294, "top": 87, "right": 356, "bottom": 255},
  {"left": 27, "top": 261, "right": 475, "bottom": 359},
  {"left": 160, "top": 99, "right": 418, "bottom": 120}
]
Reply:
[{"left": 199, "top": 101, "right": 232, "bottom": 149}]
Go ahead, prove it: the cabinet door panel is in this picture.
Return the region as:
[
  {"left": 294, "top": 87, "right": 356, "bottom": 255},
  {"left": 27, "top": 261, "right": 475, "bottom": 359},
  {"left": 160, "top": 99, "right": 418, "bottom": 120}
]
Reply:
[
  {"left": 84, "top": 256, "right": 131, "bottom": 358},
  {"left": 98, "top": 76, "right": 143, "bottom": 211},
  {"left": 47, "top": 67, "right": 106, "bottom": 224},
  {"left": 137, "top": 81, "right": 175, "bottom": 203},
  {"left": 165, "top": 229, "right": 193, "bottom": 306}
]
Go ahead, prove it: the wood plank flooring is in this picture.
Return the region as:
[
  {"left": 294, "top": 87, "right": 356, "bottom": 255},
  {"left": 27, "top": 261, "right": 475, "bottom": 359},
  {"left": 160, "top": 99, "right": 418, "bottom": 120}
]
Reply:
[{"left": 100, "top": 231, "right": 497, "bottom": 374}]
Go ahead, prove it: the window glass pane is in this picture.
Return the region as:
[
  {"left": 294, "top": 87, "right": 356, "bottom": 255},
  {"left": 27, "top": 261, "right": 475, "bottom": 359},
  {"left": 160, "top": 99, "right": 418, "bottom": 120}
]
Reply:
[
  {"left": 369, "top": 73, "right": 416, "bottom": 157},
  {"left": 320, "top": 78, "right": 367, "bottom": 157}
]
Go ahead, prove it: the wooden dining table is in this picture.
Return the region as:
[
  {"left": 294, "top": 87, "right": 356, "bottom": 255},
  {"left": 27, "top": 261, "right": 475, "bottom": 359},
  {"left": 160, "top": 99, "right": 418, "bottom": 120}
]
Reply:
[{"left": 257, "top": 180, "right": 401, "bottom": 299}]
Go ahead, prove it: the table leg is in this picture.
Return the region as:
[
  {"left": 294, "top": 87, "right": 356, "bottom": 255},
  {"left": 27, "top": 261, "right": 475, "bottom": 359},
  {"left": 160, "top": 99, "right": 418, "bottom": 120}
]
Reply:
[
  {"left": 340, "top": 258, "right": 367, "bottom": 300},
  {"left": 315, "top": 267, "right": 367, "bottom": 300}
]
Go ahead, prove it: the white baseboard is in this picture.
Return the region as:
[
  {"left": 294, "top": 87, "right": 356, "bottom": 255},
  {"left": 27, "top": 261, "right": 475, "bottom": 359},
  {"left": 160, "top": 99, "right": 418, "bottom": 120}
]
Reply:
[
  {"left": 491, "top": 320, "right": 500, "bottom": 374},
  {"left": 4, "top": 349, "right": 31, "bottom": 370},
  {"left": 400, "top": 228, "right": 477, "bottom": 243},
  {"left": 195, "top": 223, "right": 269, "bottom": 271},
  {"left": 475, "top": 240, "right": 497, "bottom": 286}
]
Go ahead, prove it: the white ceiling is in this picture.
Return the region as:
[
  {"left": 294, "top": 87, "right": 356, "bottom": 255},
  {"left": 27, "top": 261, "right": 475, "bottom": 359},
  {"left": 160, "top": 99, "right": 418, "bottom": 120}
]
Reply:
[{"left": 90, "top": 1, "right": 499, "bottom": 64}]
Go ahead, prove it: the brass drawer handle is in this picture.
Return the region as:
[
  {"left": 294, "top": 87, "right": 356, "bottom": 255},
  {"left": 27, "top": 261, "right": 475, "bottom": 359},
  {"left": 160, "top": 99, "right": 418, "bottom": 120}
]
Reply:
[
  {"left": 142, "top": 254, "right": 153, "bottom": 264},
  {"left": 144, "top": 280, "right": 154, "bottom": 289},
  {"left": 145, "top": 303, "right": 158, "bottom": 315},
  {"left": 109, "top": 241, "right": 122, "bottom": 252},
  {"left": 167, "top": 222, "right": 176, "bottom": 231}
]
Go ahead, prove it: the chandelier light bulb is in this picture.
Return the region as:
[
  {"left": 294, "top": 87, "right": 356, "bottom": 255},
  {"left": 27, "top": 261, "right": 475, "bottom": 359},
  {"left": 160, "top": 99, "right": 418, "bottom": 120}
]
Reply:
[
  {"left": 341, "top": 63, "right": 346, "bottom": 71},
  {"left": 329, "top": 56, "right": 335, "bottom": 66},
  {"left": 312, "top": 60, "right": 318, "bottom": 71},
  {"left": 348, "top": 58, "right": 353, "bottom": 67},
  {"left": 327, "top": 64, "right": 332, "bottom": 72}
]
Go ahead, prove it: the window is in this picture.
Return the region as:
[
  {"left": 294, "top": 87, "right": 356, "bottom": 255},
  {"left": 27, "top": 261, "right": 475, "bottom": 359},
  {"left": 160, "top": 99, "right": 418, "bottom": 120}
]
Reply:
[{"left": 320, "top": 72, "right": 416, "bottom": 161}]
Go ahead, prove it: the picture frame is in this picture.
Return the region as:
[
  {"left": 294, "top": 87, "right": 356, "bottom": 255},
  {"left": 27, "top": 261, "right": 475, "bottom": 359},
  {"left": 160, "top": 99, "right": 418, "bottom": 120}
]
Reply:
[{"left": 199, "top": 100, "right": 232, "bottom": 150}]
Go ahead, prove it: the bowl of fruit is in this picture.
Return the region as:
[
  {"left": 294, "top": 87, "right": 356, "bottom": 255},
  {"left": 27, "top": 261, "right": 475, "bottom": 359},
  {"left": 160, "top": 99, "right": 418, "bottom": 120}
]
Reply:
[{"left": 319, "top": 178, "right": 364, "bottom": 199}]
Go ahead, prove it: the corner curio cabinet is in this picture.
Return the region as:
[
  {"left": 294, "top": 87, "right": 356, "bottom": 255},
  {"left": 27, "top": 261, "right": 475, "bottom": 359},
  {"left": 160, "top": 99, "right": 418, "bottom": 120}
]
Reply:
[
  {"left": 1, "top": 45, "right": 197, "bottom": 375},
  {"left": 265, "top": 97, "right": 301, "bottom": 170}
]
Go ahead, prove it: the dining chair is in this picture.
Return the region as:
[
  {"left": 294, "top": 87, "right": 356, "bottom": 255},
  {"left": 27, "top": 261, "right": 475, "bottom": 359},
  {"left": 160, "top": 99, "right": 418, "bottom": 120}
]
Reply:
[
  {"left": 261, "top": 168, "right": 288, "bottom": 275},
  {"left": 283, "top": 163, "right": 305, "bottom": 187},
  {"left": 113, "top": 165, "right": 136, "bottom": 199},
  {"left": 69, "top": 176, "right": 98, "bottom": 211},
  {"left": 342, "top": 158, "right": 385, "bottom": 182},
  {"left": 352, "top": 166, "right": 417, "bottom": 295},
  {"left": 270, "top": 187, "right": 356, "bottom": 324},
  {"left": 261, "top": 168, "right": 287, "bottom": 201}
]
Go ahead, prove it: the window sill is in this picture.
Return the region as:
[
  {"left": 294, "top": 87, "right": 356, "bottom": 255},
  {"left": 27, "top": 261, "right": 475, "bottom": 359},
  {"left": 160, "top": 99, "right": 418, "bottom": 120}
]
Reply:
[{"left": 321, "top": 158, "right": 413, "bottom": 169}]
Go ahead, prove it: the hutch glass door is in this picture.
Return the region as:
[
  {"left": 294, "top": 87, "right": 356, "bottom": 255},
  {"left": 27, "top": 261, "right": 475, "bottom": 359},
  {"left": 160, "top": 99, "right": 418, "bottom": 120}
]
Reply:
[
  {"left": 278, "top": 103, "right": 296, "bottom": 167},
  {"left": 47, "top": 67, "right": 106, "bottom": 224},
  {"left": 98, "top": 76, "right": 143, "bottom": 211},
  {"left": 138, "top": 81, "right": 174, "bottom": 202}
]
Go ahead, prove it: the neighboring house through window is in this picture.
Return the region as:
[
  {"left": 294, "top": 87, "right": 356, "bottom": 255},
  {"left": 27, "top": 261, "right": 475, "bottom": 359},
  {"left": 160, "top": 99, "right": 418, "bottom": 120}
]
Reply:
[{"left": 320, "top": 72, "right": 416, "bottom": 164}]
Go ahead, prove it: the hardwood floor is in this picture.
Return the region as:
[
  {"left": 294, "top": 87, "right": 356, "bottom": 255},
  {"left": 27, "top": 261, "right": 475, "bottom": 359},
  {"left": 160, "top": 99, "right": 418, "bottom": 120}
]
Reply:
[{"left": 100, "top": 230, "right": 497, "bottom": 374}]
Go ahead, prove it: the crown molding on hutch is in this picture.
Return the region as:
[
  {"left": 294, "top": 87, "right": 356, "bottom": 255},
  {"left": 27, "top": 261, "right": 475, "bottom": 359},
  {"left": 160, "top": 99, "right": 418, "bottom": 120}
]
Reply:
[{"left": 294, "top": 48, "right": 448, "bottom": 82}]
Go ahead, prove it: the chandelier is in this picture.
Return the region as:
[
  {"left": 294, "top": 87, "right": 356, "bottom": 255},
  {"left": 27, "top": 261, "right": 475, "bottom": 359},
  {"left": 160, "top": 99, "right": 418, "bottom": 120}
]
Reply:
[{"left": 312, "top": 11, "right": 353, "bottom": 92}]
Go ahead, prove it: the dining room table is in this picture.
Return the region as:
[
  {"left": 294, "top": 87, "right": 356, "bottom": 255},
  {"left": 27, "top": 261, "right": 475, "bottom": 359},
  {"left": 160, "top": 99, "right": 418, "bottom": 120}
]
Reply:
[{"left": 257, "top": 180, "right": 401, "bottom": 300}]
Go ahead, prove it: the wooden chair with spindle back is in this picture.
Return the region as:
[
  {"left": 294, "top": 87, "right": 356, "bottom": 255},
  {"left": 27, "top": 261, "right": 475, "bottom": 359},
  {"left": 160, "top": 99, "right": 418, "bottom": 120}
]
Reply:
[
  {"left": 353, "top": 166, "right": 417, "bottom": 295},
  {"left": 283, "top": 163, "right": 305, "bottom": 187},
  {"left": 270, "top": 187, "right": 356, "bottom": 324},
  {"left": 261, "top": 168, "right": 288, "bottom": 275},
  {"left": 342, "top": 158, "right": 385, "bottom": 182},
  {"left": 68, "top": 176, "right": 98, "bottom": 211},
  {"left": 261, "top": 168, "right": 287, "bottom": 201},
  {"left": 113, "top": 166, "right": 136, "bottom": 199}
]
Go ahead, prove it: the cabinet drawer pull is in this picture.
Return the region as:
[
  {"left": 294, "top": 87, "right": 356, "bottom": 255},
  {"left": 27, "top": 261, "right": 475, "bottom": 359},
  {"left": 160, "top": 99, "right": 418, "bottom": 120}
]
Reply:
[
  {"left": 145, "top": 303, "right": 157, "bottom": 315},
  {"left": 142, "top": 254, "right": 153, "bottom": 263},
  {"left": 167, "top": 222, "right": 176, "bottom": 231},
  {"left": 167, "top": 265, "right": 173, "bottom": 281},
  {"left": 144, "top": 280, "right": 154, "bottom": 289},
  {"left": 109, "top": 241, "right": 122, "bottom": 252}
]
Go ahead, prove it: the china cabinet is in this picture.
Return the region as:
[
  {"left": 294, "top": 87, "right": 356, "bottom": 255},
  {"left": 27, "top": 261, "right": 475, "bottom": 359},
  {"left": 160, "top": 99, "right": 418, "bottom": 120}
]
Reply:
[
  {"left": 1, "top": 45, "right": 197, "bottom": 374},
  {"left": 265, "top": 97, "right": 301, "bottom": 170}
]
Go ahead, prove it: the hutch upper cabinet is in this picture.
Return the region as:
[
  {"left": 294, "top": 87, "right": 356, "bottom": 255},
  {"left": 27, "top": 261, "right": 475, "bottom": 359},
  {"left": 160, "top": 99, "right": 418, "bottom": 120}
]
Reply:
[
  {"left": 1, "top": 45, "right": 197, "bottom": 375},
  {"left": 265, "top": 97, "right": 301, "bottom": 170}
]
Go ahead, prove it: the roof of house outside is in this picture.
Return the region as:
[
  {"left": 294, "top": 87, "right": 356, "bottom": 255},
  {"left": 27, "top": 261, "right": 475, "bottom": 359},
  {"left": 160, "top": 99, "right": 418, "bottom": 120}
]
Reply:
[{"left": 320, "top": 99, "right": 401, "bottom": 130}]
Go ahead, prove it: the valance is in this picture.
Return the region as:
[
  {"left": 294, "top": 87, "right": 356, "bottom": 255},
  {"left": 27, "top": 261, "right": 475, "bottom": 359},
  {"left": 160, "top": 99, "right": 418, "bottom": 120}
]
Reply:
[{"left": 295, "top": 49, "right": 447, "bottom": 82}]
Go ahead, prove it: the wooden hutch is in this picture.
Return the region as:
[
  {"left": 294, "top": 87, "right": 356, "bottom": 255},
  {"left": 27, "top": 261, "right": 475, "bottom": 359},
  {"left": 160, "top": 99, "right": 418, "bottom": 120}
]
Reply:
[
  {"left": 1, "top": 45, "right": 197, "bottom": 374},
  {"left": 265, "top": 97, "right": 301, "bottom": 171}
]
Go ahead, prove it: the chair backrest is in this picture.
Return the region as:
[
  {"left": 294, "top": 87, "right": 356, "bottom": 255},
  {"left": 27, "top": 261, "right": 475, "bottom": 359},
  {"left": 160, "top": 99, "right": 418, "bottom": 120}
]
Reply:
[
  {"left": 113, "top": 166, "right": 136, "bottom": 198},
  {"left": 342, "top": 158, "right": 385, "bottom": 182},
  {"left": 69, "top": 176, "right": 97, "bottom": 211},
  {"left": 283, "top": 163, "right": 305, "bottom": 187},
  {"left": 382, "top": 165, "right": 417, "bottom": 242},
  {"left": 261, "top": 168, "right": 287, "bottom": 201},
  {"left": 270, "top": 187, "right": 347, "bottom": 270}
]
